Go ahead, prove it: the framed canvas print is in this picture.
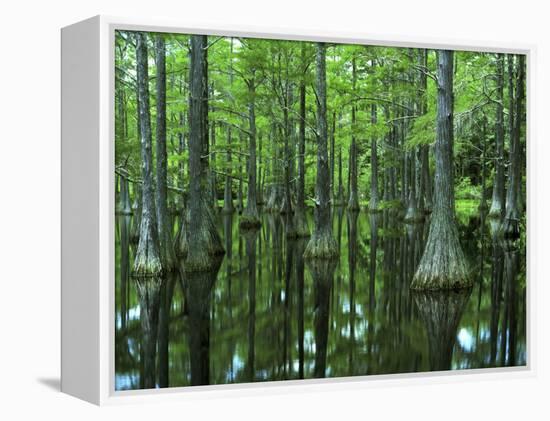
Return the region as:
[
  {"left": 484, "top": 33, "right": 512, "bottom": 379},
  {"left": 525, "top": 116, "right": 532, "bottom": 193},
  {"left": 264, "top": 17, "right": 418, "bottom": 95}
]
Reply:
[{"left": 61, "top": 15, "right": 532, "bottom": 405}]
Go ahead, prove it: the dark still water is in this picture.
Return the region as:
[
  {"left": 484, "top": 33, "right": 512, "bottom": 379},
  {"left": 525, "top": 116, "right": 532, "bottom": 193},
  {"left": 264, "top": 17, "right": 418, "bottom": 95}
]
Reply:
[{"left": 114, "top": 209, "right": 527, "bottom": 390}]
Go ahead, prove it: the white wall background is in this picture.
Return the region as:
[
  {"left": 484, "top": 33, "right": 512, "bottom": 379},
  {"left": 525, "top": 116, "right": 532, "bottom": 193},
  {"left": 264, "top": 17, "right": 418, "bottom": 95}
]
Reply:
[{"left": 1, "top": 0, "right": 548, "bottom": 418}]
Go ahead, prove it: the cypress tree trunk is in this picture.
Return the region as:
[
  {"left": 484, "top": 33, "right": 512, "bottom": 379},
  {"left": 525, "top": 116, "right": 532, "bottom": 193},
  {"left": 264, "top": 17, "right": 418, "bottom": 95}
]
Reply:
[
  {"left": 222, "top": 124, "right": 234, "bottom": 213},
  {"left": 404, "top": 149, "right": 423, "bottom": 222},
  {"left": 240, "top": 73, "right": 261, "bottom": 229},
  {"left": 223, "top": 39, "right": 235, "bottom": 214},
  {"left": 284, "top": 86, "right": 296, "bottom": 237},
  {"left": 369, "top": 103, "right": 379, "bottom": 213},
  {"left": 335, "top": 145, "right": 344, "bottom": 205},
  {"left": 294, "top": 55, "right": 310, "bottom": 237},
  {"left": 418, "top": 49, "right": 432, "bottom": 214},
  {"left": 133, "top": 32, "right": 163, "bottom": 276},
  {"left": 155, "top": 35, "right": 177, "bottom": 271},
  {"left": 330, "top": 111, "right": 336, "bottom": 203},
  {"left": 348, "top": 57, "right": 360, "bottom": 211},
  {"left": 185, "top": 35, "right": 225, "bottom": 272},
  {"left": 501, "top": 54, "right": 525, "bottom": 239},
  {"left": 304, "top": 43, "right": 338, "bottom": 259},
  {"left": 117, "top": 175, "right": 132, "bottom": 215},
  {"left": 489, "top": 53, "right": 506, "bottom": 219},
  {"left": 412, "top": 50, "right": 470, "bottom": 290}
]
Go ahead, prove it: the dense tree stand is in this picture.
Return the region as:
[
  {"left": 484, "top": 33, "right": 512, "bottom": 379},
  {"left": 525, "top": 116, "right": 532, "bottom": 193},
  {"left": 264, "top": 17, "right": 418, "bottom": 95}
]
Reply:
[
  {"left": 412, "top": 50, "right": 470, "bottom": 290},
  {"left": 133, "top": 32, "right": 163, "bottom": 277},
  {"left": 304, "top": 43, "right": 338, "bottom": 259}
]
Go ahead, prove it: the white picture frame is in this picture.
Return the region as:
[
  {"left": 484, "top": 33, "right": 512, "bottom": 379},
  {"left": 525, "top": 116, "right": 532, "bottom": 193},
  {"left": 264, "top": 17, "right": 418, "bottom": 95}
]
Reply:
[{"left": 61, "top": 14, "right": 535, "bottom": 406}]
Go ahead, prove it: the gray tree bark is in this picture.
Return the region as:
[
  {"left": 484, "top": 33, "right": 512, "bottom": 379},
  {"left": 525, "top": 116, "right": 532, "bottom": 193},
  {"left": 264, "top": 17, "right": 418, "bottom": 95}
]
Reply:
[
  {"left": 501, "top": 54, "right": 525, "bottom": 239},
  {"left": 185, "top": 35, "right": 225, "bottom": 272},
  {"left": 133, "top": 32, "right": 163, "bottom": 276},
  {"left": 489, "top": 53, "right": 506, "bottom": 219},
  {"left": 412, "top": 50, "right": 470, "bottom": 290},
  {"left": 240, "top": 71, "right": 261, "bottom": 229},
  {"left": 155, "top": 35, "right": 177, "bottom": 271},
  {"left": 304, "top": 43, "right": 338, "bottom": 259}
]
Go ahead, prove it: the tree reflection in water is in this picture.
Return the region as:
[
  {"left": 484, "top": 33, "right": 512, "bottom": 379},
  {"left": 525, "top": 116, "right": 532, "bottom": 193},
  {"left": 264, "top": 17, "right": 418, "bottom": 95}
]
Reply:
[{"left": 115, "top": 211, "right": 527, "bottom": 390}]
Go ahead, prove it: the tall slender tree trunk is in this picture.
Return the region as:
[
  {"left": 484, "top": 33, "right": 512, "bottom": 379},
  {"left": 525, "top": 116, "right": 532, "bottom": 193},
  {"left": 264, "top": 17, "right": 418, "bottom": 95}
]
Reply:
[
  {"left": 489, "top": 53, "right": 506, "bottom": 219},
  {"left": 330, "top": 111, "right": 336, "bottom": 203},
  {"left": 369, "top": 103, "right": 379, "bottom": 213},
  {"left": 240, "top": 73, "right": 261, "bottom": 229},
  {"left": 223, "top": 40, "right": 235, "bottom": 214},
  {"left": 294, "top": 52, "right": 310, "bottom": 237},
  {"left": 348, "top": 57, "right": 360, "bottom": 211},
  {"left": 155, "top": 35, "right": 177, "bottom": 271},
  {"left": 418, "top": 49, "right": 432, "bottom": 213},
  {"left": 412, "top": 50, "right": 470, "bottom": 290},
  {"left": 133, "top": 32, "right": 163, "bottom": 276},
  {"left": 304, "top": 43, "right": 338, "bottom": 259},
  {"left": 185, "top": 35, "right": 225, "bottom": 272}
]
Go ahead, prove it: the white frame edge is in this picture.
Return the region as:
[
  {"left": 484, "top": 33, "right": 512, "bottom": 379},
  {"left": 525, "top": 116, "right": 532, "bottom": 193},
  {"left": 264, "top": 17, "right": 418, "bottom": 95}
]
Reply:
[{"left": 61, "top": 14, "right": 536, "bottom": 406}]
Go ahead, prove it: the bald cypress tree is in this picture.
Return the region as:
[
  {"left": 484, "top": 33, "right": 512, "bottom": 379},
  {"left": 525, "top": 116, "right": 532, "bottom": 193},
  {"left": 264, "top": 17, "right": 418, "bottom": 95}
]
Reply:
[
  {"left": 185, "top": 35, "right": 225, "bottom": 272},
  {"left": 155, "top": 34, "right": 177, "bottom": 271},
  {"left": 411, "top": 50, "right": 470, "bottom": 290},
  {"left": 133, "top": 32, "right": 162, "bottom": 276},
  {"left": 304, "top": 43, "right": 338, "bottom": 260}
]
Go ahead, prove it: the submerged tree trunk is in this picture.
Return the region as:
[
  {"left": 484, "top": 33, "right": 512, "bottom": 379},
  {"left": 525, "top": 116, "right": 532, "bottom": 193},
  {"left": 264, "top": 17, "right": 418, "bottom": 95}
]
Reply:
[
  {"left": 304, "top": 43, "right": 338, "bottom": 259},
  {"left": 185, "top": 35, "right": 225, "bottom": 272},
  {"left": 155, "top": 35, "right": 177, "bottom": 271},
  {"left": 412, "top": 50, "right": 470, "bottom": 290},
  {"left": 294, "top": 59, "right": 310, "bottom": 237},
  {"left": 489, "top": 53, "right": 506, "bottom": 219},
  {"left": 133, "top": 32, "right": 163, "bottom": 276},
  {"left": 501, "top": 54, "right": 524, "bottom": 239},
  {"left": 240, "top": 73, "right": 261, "bottom": 229}
]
